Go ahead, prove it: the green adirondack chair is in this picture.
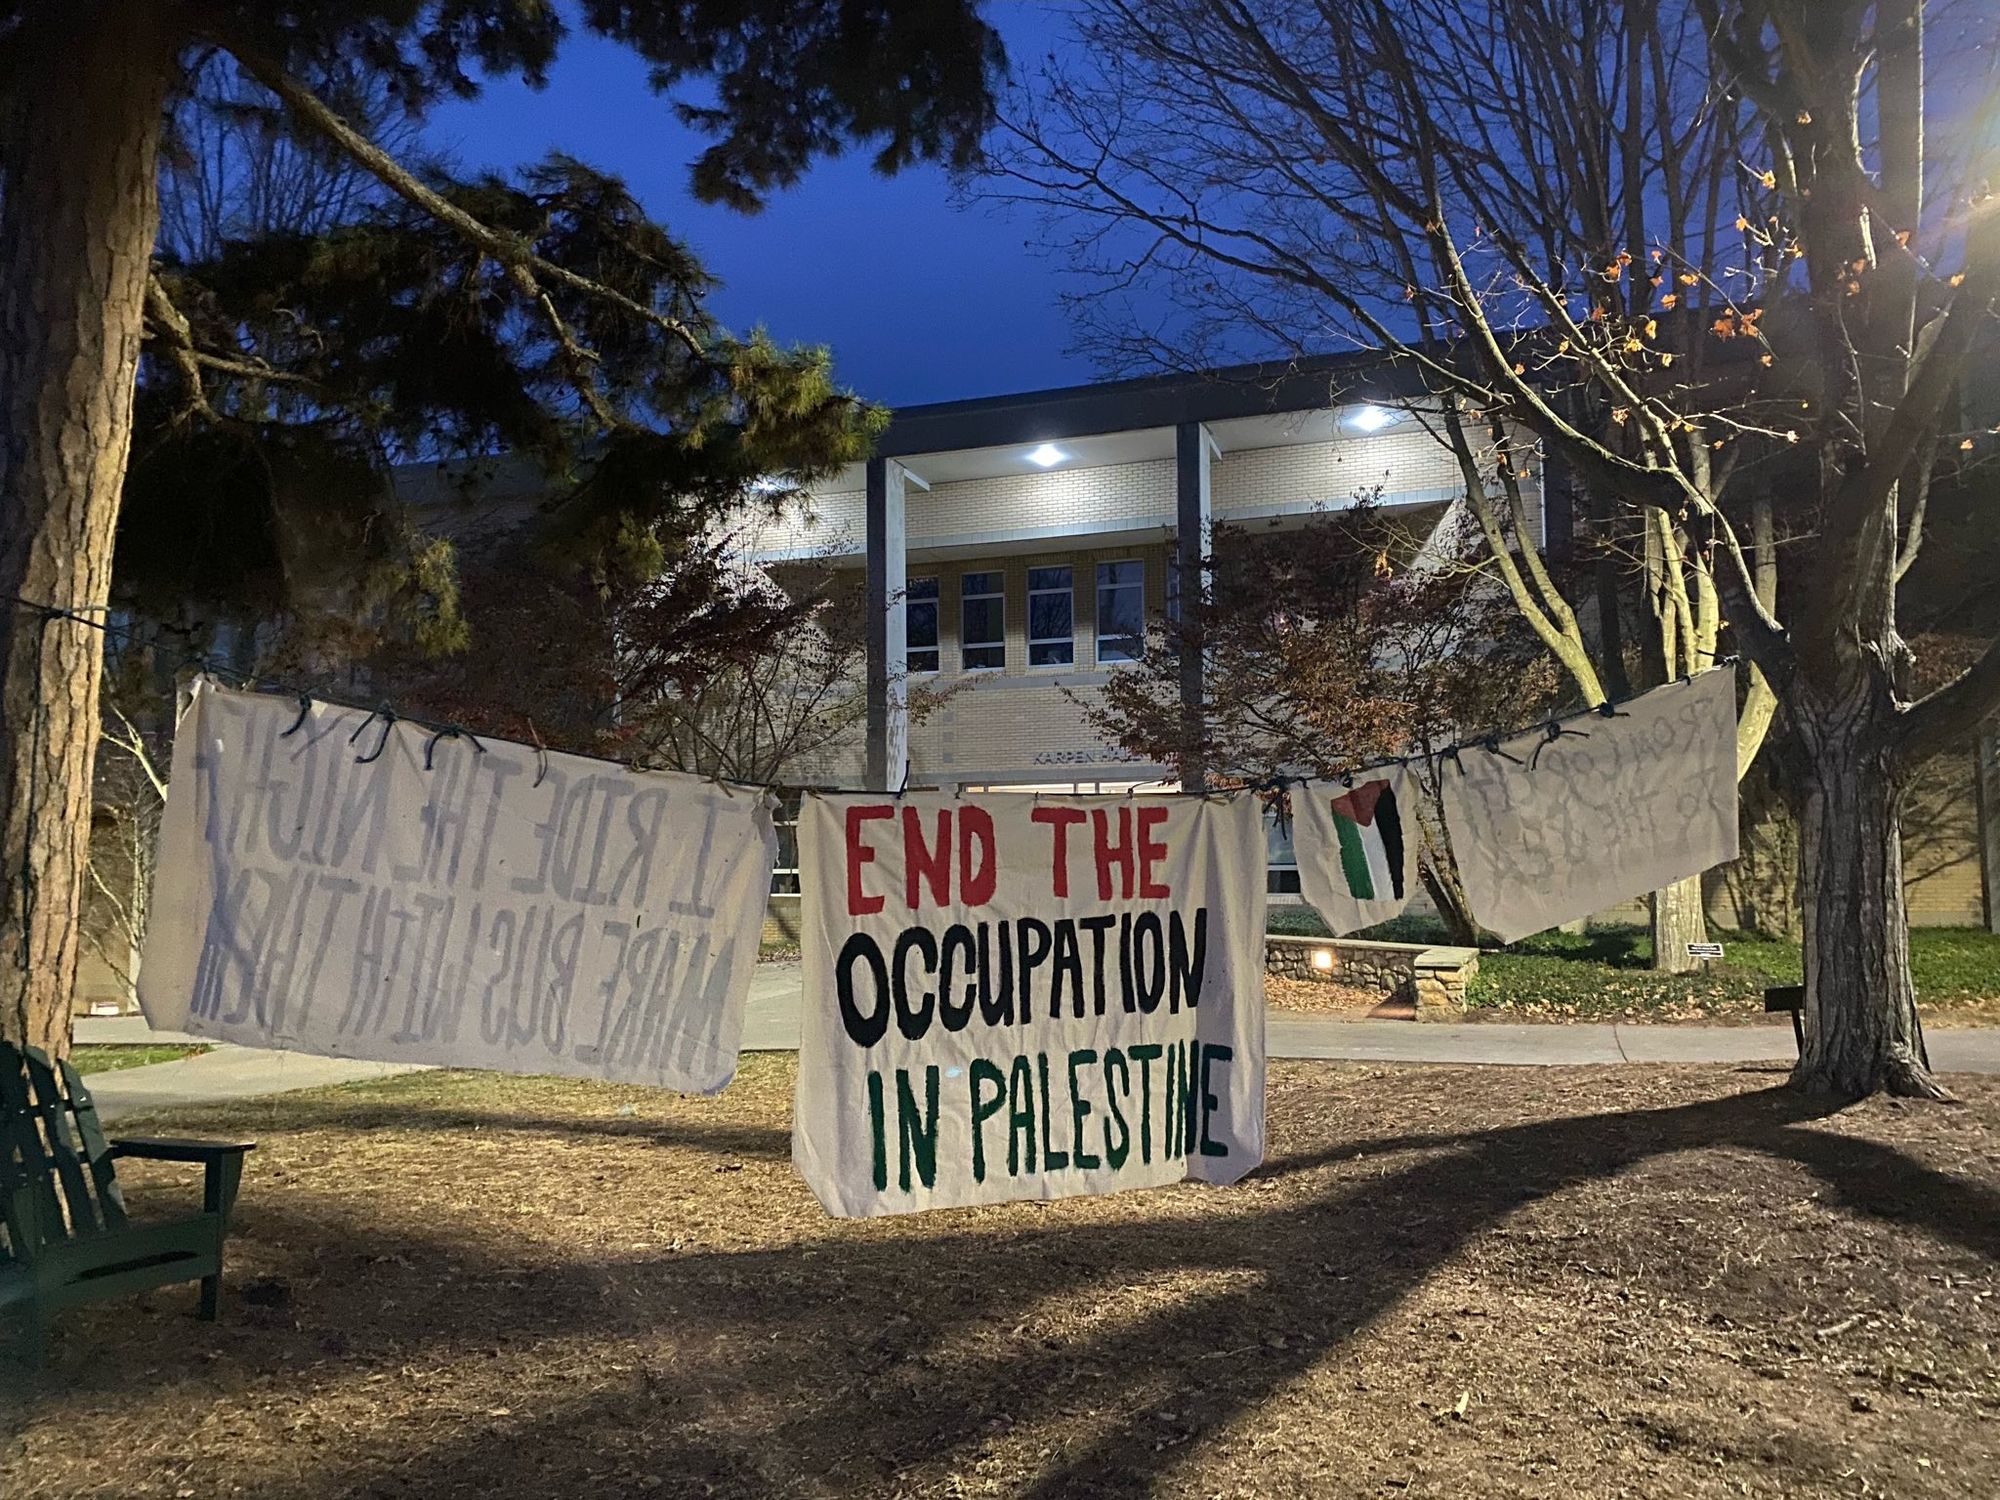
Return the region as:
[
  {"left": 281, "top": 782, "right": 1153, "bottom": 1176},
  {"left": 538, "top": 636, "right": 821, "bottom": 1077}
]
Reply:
[{"left": 1, "top": 1039, "right": 253, "bottom": 1363}]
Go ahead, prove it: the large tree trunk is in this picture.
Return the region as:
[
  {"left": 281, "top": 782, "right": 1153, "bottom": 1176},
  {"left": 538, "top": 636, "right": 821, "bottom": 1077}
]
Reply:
[
  {"left": 1649, "top": 874, "right": 1709, "bottom": 973},
  {"left": 1412, "top": 781, "right": 1480, "bottom": 945},
  {"left": 1418, "top": 859, "right": 1480, "bottom": 947},
  {"left": 0, "top": 4, "right": 173, "bottom": 1056},
  {"left": 1790, "top": 692, "right": 1944, "bottom": 1099}
]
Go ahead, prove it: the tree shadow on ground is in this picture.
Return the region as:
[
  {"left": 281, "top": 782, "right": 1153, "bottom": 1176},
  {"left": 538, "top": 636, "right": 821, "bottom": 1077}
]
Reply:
[
  {"left": 173, "top": 1093, "right": 794, "bottom": 1161},
  {"left": 8, "top": 1080, "right": 1996, "bottom": 1499},
  {"left": 1508, "top": 926, "right": 1655, "bottom": 967}
]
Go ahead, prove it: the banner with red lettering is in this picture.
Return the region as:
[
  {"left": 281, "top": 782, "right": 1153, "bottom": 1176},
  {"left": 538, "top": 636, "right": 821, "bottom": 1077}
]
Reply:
[{"left": 793, "top": 791, "right": 1267, "bottom": 1218}]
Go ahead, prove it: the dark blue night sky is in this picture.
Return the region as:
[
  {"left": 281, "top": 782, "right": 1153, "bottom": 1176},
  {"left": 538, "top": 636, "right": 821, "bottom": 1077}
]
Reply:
[{"left": 424, "top": 4, "right": 1089, "bottom": 409}]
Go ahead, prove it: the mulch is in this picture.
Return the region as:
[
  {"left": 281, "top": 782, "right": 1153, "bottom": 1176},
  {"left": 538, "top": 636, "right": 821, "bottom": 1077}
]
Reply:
[
  {"left": 5, "top": 1059, "right": 1997, "bottom": 1498},
  {"left": 1263, "top": 974, "right": 1398, "bottom": 1016}
]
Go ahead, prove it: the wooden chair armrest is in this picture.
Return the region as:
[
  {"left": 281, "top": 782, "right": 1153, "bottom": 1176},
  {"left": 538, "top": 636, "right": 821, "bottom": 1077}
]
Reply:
[
  {"left": 111, "top": 1137, "right": 256, "bottom": 1162},
  {"left": 110, "top": 1138, "right": 255, "bottom": 1221}
]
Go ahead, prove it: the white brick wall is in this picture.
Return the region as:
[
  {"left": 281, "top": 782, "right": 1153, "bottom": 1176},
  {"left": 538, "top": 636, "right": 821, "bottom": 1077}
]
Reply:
[
  {"left": 742, "top": 486, "right": 866, "bottom": 559},
  {"left": 911, "top": 460, "right": 1178, "bottom": 542},
  {"left": 1214, "top": 428, "right": 1464, "bottom": 517}
]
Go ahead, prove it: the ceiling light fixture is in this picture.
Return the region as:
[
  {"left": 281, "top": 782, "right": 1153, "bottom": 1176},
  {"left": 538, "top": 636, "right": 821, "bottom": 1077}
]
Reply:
[
  {"left": 1025, "top": 443, "right": 1068, "bottom": 468},
  {"left": 1350, "top": 405, "right": 1395, "bottom": 433}
]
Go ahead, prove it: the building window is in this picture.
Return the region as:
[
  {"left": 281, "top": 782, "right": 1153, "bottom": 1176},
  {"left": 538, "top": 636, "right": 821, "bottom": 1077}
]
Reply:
[
  {"left": 1027, "top": 565, "right": 1075, "bottom": 667},
  {"left": 1266, "top": 803, "right": 1301, "bottom": 896},
  {"left": 771, "top": 792, "right": 802, "bottom": 894},
  {"left": 1096, "top": 559, "right": 1145, "bottom": 663},
  {"left": 960, "top": 570, "right": 1005, "bottom": 670},
  {"left": 906, "top": 576, "right": 939, "bottom": 674}
]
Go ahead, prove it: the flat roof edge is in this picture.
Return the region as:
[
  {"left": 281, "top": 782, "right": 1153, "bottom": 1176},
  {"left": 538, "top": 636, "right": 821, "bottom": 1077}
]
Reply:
[{"left": 876, "top": 350, "right": 1423, "bottom": 458}]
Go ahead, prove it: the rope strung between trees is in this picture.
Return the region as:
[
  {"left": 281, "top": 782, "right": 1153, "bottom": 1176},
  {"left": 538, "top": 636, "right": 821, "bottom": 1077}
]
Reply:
[{"left": 6, "top": 594, "right": 1738, "bottom": 804}]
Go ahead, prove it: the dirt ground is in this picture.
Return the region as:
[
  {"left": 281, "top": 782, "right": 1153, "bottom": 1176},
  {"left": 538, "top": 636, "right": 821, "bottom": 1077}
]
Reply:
[{"left": 5, "top": 1059, "right": 1998, "bottom": 1499}]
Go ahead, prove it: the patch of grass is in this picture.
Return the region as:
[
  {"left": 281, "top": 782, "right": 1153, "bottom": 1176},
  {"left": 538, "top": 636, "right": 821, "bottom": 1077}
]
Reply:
[
  {"left": 1268, "top": 909, "right": 2000, "bottom": 1022},
  {"left": 1470, "top": 950, "right": 1771, "bottom": 1022},
  {"left": 1469, "top": 925, "right": 2000, "bottom": 1022},
  {"left": 69, "top": 1044, "right": 212, "bottom": 1074},
  {"left": 1267, "top": 907, "right": 1451, "bottom": 945}
]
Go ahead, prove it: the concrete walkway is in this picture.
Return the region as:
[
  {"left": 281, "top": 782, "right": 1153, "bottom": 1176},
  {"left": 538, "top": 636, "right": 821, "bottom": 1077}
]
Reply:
[
  {"left": 81, "top": 1048, "right": 421, "bottom": 1121},
  {"left": 72, "top": 959, "right": 2000, "bottom": 1121},
  {"left": 740, "top": 962, "right": 2000, "bottom": 1071}
]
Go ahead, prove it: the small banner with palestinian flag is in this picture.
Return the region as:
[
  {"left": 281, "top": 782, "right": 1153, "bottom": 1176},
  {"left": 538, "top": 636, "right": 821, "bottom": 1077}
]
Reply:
[{"left": 1292, "top": 765, "right": 1422, "bottom": 935}]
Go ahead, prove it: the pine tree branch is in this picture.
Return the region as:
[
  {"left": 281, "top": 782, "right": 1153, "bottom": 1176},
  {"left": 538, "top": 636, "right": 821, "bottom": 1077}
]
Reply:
[
  {"left": 143, "top": 275, "right": 217, "bottom": 423},
  {"left": 144, "top": 274, "right": 317, "bottom": 416},
  {"left": 226, "top": 39, "right": 714, "bottom": 378}
]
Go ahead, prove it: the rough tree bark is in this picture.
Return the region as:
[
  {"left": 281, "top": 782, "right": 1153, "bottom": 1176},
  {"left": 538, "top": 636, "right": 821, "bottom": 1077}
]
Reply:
[
  {"left": 1418, "top": 861, "right": 1481, "bottom": 948},
  {"left": 0, "top": 4, "right": 173, "bottom": 1057},
  {"left": 1789, "top": 685, "right": 1939, "bottom": 1099},
  {"left": 1649, "top": 876, "right": 1709, "bottom": 975}
]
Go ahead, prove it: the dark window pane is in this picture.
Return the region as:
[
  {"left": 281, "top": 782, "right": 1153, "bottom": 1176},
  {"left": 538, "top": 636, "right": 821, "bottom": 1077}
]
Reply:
[
  {"left": 907, "top": 601, "right": 938, "bottom": 651},
  {"left": 1097, "top": 586, "right": 1144, "bottom": 659},
  {"left": 1098, "top": 587, "right": 1143, "bottom": 634},
  {"left": 962, "top": 597, "right": 1002, "bottom": 644},
  {"left": 909, "top": 648, "right": 940, "bottom": 674},
  {"left": 1098, "top": 560, "right": 1143, "bottom": 588},
  {"left": 961, "top": 571, "right": 1002, "bottom": 598},
  {"left": 1028, "top": 565, "right": 1072, "bottom": 592},
  {"left": 1029, "top": 592, "right": 1071, "bottom": 641},
  {"left": 1029, "top": 640, "right": 1074, "bottom": 667},
  {"left": 1096, "top": 560, "right": 1144, "bottom": 664},
  {"left": 962, "top": 642, "right": 1004, "bottom": 670},
  {"left": 908, "top": 576, "right": 939, "bottom": 600}
]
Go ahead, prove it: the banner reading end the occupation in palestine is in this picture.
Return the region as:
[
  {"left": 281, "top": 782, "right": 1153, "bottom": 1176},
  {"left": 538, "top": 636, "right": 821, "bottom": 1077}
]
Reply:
[
  {"left": 139, "top": 679, "right": 777, "bottom": 1093},
  {"left": 794, "top": 791, "right": 1268, "bottom": 1218}
]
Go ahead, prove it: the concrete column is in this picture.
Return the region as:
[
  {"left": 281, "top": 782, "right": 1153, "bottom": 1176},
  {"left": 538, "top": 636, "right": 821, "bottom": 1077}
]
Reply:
[
  {"left": 864, "top": 457, "right": 909, "bottom": 791},
  {"left": 1175, "top": 421, "right": 1214, "bottom": 791}
]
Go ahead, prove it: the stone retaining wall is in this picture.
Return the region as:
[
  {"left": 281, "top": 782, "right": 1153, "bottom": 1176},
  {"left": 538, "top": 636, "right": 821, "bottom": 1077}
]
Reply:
[{"left": 1265, "top": 934, "right": 1478, "bottom": 1022}]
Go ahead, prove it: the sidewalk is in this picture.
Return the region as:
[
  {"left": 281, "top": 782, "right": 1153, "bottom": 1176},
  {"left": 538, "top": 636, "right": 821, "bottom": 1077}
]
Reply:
[
  {"left": 1268, "top": 1016, "right": 2000, "bottom": 1070},
  {"left": 738, "top": 963, "right": 2000, "bottom": 1070},
  {"left": 73, "top": 959, "right": 2000, "bottom": 1121},
  {"left": 82, "top": 1047, "right": 422, "bottom": 1121}
]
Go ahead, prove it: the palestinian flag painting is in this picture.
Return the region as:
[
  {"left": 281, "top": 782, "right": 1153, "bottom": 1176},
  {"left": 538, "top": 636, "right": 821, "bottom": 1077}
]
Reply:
[
  {"left": 1329, "top": 777, "right": 1406, "bottom": 902},
  {"left": 1295, "top": 765, "right": 1421, "bottom": 935}
]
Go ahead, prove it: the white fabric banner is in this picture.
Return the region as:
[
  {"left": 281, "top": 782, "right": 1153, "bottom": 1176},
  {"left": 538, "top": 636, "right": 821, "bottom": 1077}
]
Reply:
[
  {"left": 139, "top": 679, "right": 777, "bottom": 1092},
  {"left": 1292, "top": 764, "right": 1423, "bottom": 936},
  {"left": 1439, "top": 668, "right": 1740, "bottom": 943},
  {"left": 793, "top": 792, "right": 1267, "bottom": 1218}
]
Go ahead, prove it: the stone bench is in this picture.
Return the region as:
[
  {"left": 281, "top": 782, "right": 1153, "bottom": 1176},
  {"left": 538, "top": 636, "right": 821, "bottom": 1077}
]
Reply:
[{"left": 1265, "top": 933, "right": 1479, "bottom": 1021}]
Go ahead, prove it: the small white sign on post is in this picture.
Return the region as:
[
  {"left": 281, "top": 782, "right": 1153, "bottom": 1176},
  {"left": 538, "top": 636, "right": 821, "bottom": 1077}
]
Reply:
[
  {"left": 792, "top": 791, "right": 1268, "bottom": 1218},
  {"left": 1687, "top": 942, "right": 1725, "bottom": 961},
  {"left": 139, "top": 679, "right": 777, "bottom": 1093}
]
